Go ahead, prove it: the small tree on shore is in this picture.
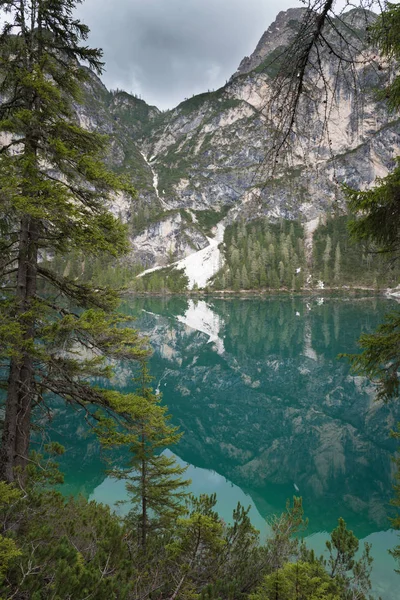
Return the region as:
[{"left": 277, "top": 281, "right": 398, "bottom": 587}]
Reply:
[{"left": 111, "top": 363, "right": 190, "bottom": 551}]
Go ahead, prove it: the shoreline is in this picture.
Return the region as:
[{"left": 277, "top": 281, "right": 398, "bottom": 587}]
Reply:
[{"left": 121, "top": 285, "right": 394, "bottom": 299}]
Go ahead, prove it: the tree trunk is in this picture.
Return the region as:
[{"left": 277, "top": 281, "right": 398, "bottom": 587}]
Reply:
[{"left": 0, "top": 215, "right": 38, "bottom": 483}]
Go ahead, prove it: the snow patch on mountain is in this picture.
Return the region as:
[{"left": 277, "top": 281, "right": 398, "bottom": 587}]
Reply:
[
  {"left": 136, "top": 264, "right": 164, "bottom": 278},
  {"left": 174, "top": 222, "right": 225, "bottom": 289},
  {"left": 137, "top": 221, "right": 225, "bottom": 288}
]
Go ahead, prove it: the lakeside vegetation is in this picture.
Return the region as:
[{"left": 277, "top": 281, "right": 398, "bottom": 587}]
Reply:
[
  {"left": 0, "top": 1, "right": 400, "bottom": 599},
  {"left": 49, "top": 214, "right": 400, "bottom": 295},
  {"left": 0, "top": 469, "right": 376, "bottom": 599}
]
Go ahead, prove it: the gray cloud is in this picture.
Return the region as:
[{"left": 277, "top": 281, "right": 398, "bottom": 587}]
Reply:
[{"left": 76, "top": 0, "right": 297, "bottom": 110}]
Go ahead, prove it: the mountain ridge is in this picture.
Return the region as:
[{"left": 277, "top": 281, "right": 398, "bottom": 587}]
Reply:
[{"left": 73, "top": 6, "right": 400, "bottom": 290}]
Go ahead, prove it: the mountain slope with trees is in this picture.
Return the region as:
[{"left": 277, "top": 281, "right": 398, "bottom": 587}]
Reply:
[
  {"left": 42, "top": 6, "right": 400, "bottom": 291},
  {"left": 0, "top": 0, "right": 399, "bottom": 598}
]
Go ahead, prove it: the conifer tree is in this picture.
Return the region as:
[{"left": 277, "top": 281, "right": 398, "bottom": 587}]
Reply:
[
  {"left": 323, "top": 234, "right": 332, "bottom": 283},
  {"left": 250, "top": 259, "right": 259, "bottom": 288},
  {"left": 278, "top": 261, "right": 285, "bottom": 285},
  {"left": 112, "top": 363, "right": 190, "bottom": 551},
  {"left": 241, "top": 265, "right": 249, "bottom": 289},
  {"left": 0, "top": 0, "right": 147, "bottom": 483},
  {"left": 233, "top": 269, "right": 241, "bottom": 291},
  {"left": 260, "top": 266, "right": 267, "bottom": 288},
  {"left": 334, "top": 242, "right": 341, "bottom": 284},
  {"left": 326, "top": 517, "right": 373, "bottom": 597},
  {"left": 250, "top": 562, "right": 341, "bottom": 600}
]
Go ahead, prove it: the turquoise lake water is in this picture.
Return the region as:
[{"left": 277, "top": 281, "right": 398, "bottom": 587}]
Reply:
[{"left": 54, "top": 295, "right": 400, "bottom": 599}]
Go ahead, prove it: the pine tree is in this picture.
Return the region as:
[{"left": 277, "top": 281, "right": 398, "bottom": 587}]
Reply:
[
  {"left": 326, "top": 517, "right": 373, "bottom": 597},
  {"left": 250, "top": 258, "right": 260, "bottom": 289},
  {"left": 278, "top": 261, "right": 285, "bottom": 285},
  {"left": 233, "top": 269, "right": 241, "bottom": 291},
  {"left": 250, "top": 562, "right": 342, "bottom": 600},
  {"left": 270, "top": 268, "right": 279, "bottom": 289},
  {"left": 112, "top": 364, "right": 190, "bottom": 551},
  {"left": 260, "top": 266, "right": 267, "bottom": 288},
  {"left": 241, "top": 265, "right": 249, "bottom": 289},
  {"left": 323, "top": 234, "right": 332, "bottom": 283},
  {"left": 333, "top": 242, "right": 341, "bottom": 284},
  {"left": 0, "top": 0, "right": 147, "bottom": 483},
  {"left": 280, "top": 233, "right": 290, "bottom": 263}
]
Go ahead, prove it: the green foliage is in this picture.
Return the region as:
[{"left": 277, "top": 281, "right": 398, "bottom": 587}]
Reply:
[
  {"left": 43, "top": 248, "right": 144, "bottom": 288},
  {"left": 0, "top": 536, "right": 21, "bottom": 588},
  {"left": 0, "top": 469, "right": 376, "bottom": 600},
  {"left": 1, "top": 485, "right": 134, "bottom": 599},
  {"left": 344, "top": 312, "right": 400, "bottom": 402},
  {"left": 175, "top": 89, "right": 242, "bottom": 117},
  {"left": 253, "top": 46, "right": 289, "bottom": 78},
  {"left": 250, "top": 515, "right": 373, "bottom": 600},
  {"left": 265, "top": 497, "right": 308, "bottom": 570},
  {"left": 0, "top": 0, "right": 149, "bottom": 483},
  {"left": 128, "top": 196, "right": 166, "bottom": 235},
  {"left": 341, "top": 0, "right": 400, "bottom": 402},
  {"left": 214, "top": 218, "right": 305, "bottom": 291},
  {"left": 132, "top": 265, "right": 189, "bottom": 293},
  {"left": 326, "top": 517, "right": 360, "bottom": 577},
  {"left": 346, "top": 161, "right": 400, "bottom": 257},
  {"left": 109, "top": 90, "right": 159, "bottom": 133},
  {"left": 110, "top": 363, "right": 190, "bottom": 549},
  {"left": 313, "top": 215, "right": 400, "bottom": 287},
  {"left": 193, "top": 206, "right": 230, "bottom": 236},
  {"left": 342, "top": 3, "right": 400, "bottom": 578},
  {"left": 326, "top": 518, "right": 373, "bottom": 599},
  {"left": 250, "top": 561, "right": 341, "bottom": 600},
  {"left": 0, "top": 483, "right": 22, "bottom": 588}
]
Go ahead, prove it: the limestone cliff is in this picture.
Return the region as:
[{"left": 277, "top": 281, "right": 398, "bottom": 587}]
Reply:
[{"left": 76, "top": 7, "right": 400, "bottom": 285}]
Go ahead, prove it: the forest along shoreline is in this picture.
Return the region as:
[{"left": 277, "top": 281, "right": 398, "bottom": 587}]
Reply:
[{"left": 121, "top": 287, "right": 398, "bottom": 298}]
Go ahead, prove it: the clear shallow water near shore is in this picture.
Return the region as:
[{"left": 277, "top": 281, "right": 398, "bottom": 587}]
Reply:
[{"left": 54, "top": 295, "right": 400, "bottom": 599}]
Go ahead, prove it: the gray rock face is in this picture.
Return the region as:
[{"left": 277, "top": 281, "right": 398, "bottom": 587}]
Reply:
[
  {"left": 130, "top": 213, "right": 209, "bottom": 266},
  {"left": 232, "top": 7, "right": 307, "bottom": 78},
  {"left": 75, "top": 8, "right": 400, "bottom": 270}
]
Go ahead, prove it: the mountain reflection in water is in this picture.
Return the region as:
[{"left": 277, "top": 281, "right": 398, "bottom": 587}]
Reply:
[{"left": 53, "top": 296, "right": 400, "bottom": 599}]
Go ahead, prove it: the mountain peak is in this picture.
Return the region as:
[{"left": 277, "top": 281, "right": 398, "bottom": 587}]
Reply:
[
  {"left": 232, "top": 7, "right": 307, "bottom": 79},
  {"left": 231, "top": 6, "right": 376, "bottom": 80}
]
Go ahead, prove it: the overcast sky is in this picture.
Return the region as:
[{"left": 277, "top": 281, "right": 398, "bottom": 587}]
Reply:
[{"left": 76, "top": 0, "right": 299, "bottom": 110}]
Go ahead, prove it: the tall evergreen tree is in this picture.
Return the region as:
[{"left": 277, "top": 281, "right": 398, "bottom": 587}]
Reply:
[
  {"left": 333, "top": 242, "right": 341, "bottom": 284},
  {"left": 111, "top": 364, "right": 190, "bottom": 551},
  {"left": 323, "top": 234, "right": 332, "bottom": 283},
  {"left": 0, "top": 0, "right": 147, "bottom": 483}
]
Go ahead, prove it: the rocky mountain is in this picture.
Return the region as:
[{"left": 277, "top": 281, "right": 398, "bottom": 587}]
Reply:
[{"left": 76, "top": 7, "right": 400, "bottom": 288}]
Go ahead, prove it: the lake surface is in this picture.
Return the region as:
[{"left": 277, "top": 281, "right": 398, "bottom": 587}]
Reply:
[{"left": 54, "top": 295, "right": 400, "bottom": 599}]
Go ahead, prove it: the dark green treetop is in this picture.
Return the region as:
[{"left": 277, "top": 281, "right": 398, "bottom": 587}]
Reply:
[{"left": 109, "top": 363, "right": 190, "bottom": 551}]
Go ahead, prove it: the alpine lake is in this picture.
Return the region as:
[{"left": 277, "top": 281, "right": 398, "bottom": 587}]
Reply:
[{"left": 50, "top": 294, "right": 400, "bottom": 599}]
